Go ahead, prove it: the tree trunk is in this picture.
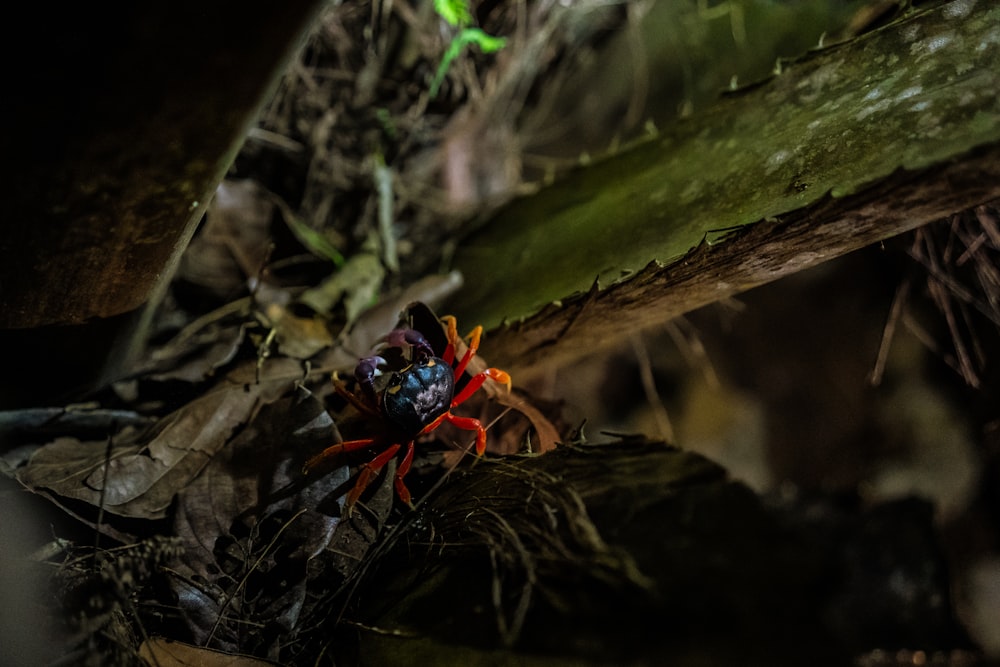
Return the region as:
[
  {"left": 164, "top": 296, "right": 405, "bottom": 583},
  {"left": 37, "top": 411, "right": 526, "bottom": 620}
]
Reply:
[
  {"left": 0, "top": 1, "right": 325, "bottom": 406},
  {"left": 447, "top": 1, "right": 1000, "bottom": 374}
]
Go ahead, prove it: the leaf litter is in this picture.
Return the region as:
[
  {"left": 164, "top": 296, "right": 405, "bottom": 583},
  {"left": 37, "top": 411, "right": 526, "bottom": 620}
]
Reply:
[
  {"left": 8, "top": 277, "right": 559, "bottom": 662},
  {"left": 17, "top": 358, "right": 300, "bottom": 522},
  {"left": 9, "top": 290, "right": 559, "bottom": 660}
]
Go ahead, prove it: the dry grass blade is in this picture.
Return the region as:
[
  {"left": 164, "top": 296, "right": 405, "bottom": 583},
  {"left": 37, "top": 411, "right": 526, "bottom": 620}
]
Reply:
[
  {"left": 870, "top": 277, "right": 911, "bottom": 386},
  {"left": 899, "top": 205, "right": 1000, "bottom": 387},
  {"left": 629, "top": 333, "right": 675, "bottom": 444}
]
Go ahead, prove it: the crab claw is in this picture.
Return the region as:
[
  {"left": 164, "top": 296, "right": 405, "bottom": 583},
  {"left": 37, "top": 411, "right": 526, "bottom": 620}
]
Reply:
[
  {"left": 355, "top": 355, "right": 386, "bottom": 404},
  {"left": 385, "top": 328, "right": 434, "bottom": 359}
]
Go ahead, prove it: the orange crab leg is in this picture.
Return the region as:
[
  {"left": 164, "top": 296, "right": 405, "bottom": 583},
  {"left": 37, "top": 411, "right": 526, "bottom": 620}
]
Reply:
[
  {"left": 440, "top": 315, "right": 459, "bottom": 364},
  {"left": 440, "top": 318, "right": 511, "bottom": 391},
  {"left": 439, "top": 316, "right": 483, "bottom": 377},
  {"left": 305, "top": 437, "right": 418, "bottom": 513},
  {"left": 416, "top": 409, "right": 488, "bottom": 455}
]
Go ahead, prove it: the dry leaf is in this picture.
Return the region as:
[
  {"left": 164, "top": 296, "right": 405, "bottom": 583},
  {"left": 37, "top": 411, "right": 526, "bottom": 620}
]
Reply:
[
  {"left": 178, "top": 180, "right": 275, "bottom": 296},
  {"left": 144, "top": 311, "right": 251, "bottom": 384},
  {"left": 16, "top": 359, "right": 301, "bottom": 519},
  {"left": 171, "top": 387, "right": 350, "bottom": 650},
  {"left": 298, "top": 248, "right": 384, "bottom": 323},
  {"left": 262, "top": 302, "right": 334, "bottom": 360},
  {"left": 139, "top": 636, "right": 276, "bottom": 666},
  {"left": 493, "top": 390, "right": 561, "bottom": 454}
]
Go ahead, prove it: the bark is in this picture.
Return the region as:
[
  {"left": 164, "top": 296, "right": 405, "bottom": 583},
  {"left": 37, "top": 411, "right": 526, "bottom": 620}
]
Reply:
[
  {"left": 483, "top": 144, "right": 1000, "bottom": 376},
  {"left": 0, "top": 1, "right": 325, "bottom": 404},
  {"left": 447, "top": 1, "right": 1000, "bottom": 374}
]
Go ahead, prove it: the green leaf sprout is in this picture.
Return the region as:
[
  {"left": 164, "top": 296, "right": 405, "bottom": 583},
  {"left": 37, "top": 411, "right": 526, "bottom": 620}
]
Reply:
[{"left": 430, "top": 0, "right": 507, "bottom": 98}]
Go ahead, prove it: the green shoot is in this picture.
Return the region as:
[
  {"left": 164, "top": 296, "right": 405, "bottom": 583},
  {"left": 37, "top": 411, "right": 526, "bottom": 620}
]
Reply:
[{"left": 429, "top": 0, "right": 507, "bottom": 98}]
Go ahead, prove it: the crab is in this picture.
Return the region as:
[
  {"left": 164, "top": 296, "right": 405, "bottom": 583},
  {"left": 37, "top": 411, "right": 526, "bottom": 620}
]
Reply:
[{"left": 303, "top": 312, "right": 511, "bottom": 514}]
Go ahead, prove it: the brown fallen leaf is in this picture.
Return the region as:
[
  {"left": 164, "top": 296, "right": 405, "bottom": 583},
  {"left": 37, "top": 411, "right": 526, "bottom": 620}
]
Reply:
[
  {"left": 142, "top": 304, "right": 252, "bottom": 384},
  {"left": 178, "top": 179, "right": 276, "bottom": 297},
  {"left": 16, "top": 358, "right": 302, "bottom": 519},
  {"left": 262, "top": 302, "right": 334, "bottom": 360},
  {"left": 139, "top": 636, "right": 276, "bottom": 666},
  {"left": 170, "top": 387, "right": 351, "bottom": 651},
  {"left": 492, "top": 390, "right": 561, "bottom": 454}
]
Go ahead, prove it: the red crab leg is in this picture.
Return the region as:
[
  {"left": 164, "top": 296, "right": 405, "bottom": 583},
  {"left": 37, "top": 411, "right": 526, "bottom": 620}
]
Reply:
[
  {"left": 452, "top": 325, "right": 483, "bottom": 380},
  {"left": 444, "top": 413, "right": 488, "bottom": 456},
  {"left": 303, "top": 437, "right": 377, "bottom": 474},
  {"left": 451, "top": 367, "right": 512, "bottom": 407},
  {"left": 342, "top": 443, "right": 402, "bottom": 513},
  {"left": 394, "top": 441, "right": 416, "bottom": 505},
  {"left": 417, "top": 411, "right": 486, "bottom": 455}
]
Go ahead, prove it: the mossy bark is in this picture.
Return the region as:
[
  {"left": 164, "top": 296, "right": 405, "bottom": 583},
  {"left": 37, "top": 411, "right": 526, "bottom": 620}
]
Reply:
[{"left": 449, "top": 0, "right": 1000, "bottom": 371}]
